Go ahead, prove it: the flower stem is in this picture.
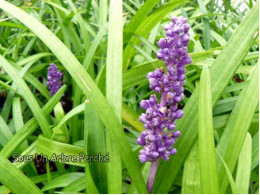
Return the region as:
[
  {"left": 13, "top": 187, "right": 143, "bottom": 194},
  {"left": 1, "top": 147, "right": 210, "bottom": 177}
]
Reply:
[{"left": 147, "top": 159, "right": 159, "bottom": 193}]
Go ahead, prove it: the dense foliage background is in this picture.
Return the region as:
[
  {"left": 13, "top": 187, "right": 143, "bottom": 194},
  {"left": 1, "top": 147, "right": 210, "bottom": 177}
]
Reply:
[{"left": 0, "top": 0, "right": 258, "bottom": 194}]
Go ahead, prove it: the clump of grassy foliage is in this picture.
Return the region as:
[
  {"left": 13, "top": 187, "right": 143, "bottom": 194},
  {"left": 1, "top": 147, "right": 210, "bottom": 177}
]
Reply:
[{"left": 0, "top": 0, "right": 258, "bottom": 194}]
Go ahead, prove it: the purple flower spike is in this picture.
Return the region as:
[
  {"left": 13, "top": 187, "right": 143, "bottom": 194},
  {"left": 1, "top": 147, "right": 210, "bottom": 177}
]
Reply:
[
  {"left": 137, "top": 16, "right": 191, "bottom": 164},
  {"left": 47, "top": 63, "right": 63, "bottom": 96}
]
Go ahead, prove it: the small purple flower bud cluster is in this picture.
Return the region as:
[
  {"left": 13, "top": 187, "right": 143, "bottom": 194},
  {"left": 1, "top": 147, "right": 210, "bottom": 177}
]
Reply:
[
  {"left": 137, "top": 16, "right": 191, "bottom": 163},
  {"left": 47, "top": 63, "right": 63, "bottom": 96}
]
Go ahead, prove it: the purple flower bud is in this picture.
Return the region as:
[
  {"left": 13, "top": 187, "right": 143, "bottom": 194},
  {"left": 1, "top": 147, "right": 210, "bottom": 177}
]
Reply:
[
  {"left": 146, "top": 129, "right": 153, "bottom": 135},
  {"left": 169, "top": 148, "right": 177, "bottom": 155},
  {"left": 175, "top": 86, "right": 183, "bottom": 95},
  {"left": 143, "top": 124, "right": 148, "bottom": 129},
  {"left": 171, "top": 16, "right": 178, "bottom": 23},
  {"left": 153, "top": 118, "right": 160, "bottom": 127},
  {"left": 158, "top": 38, "right": 167, "bottom": 48},
  {"left": 170, "top": 104, "right": 178, "bottom": 111},
  {"left": 161, "top": 151, "right": 170, "bottom": 161},
  {"left": 149, "top": 94, "right": 158, "bottom": 105},
  {"left": 176, "top": 110, "right": 184, "bottom": 119},
  {"left": 139, "top": 114, "right": 147, "bottom": 123},
  {"left": 154, "top": 68, "right": 164, "bottom": 77},
  {"left": 160, "top": 123, "right": 167, "bottom": 129},
  {"left": 183, "top": 23, "right": 190, "bottom": 32},
  {"left": 168, "top": 123, "right": 176, "bottom": 130},
  {"left": 163, "top": 24, "right": 171, "bottom": 31},
  {"left": 177, "top": 48, "right": 188, "bottom": 56},
  {"left": 157, "top": 52, "right": 164, "bottom": 59},
  {"left": 147, "top": 134, "right": 156, "bottom": 141},
  {"left": 178, "top": 74, "right": 186, "bottom": 81},
  {"left": 178, "top": 67, "right": 186, "bottom": 74},
  {"left": 149, "top": 78, "right": 158, "bottom": 87},
  {"left": 166, "top": 30, "right": 173, "bottom": 36},
  {"left": 182, "top": 17, "right": 188, "bottom": 22},
  {"left": 140, "top": 100, "right": 149, "bottom": 109},
  {"left": 181, "top": 55, "right": 192, "bottom": 65},
  {"left": 173, "top": 131, "right": 181, "bottom": 138},
  {"left": 137, "top": 136, "right": 146, "bottom": 146},
  {"left": 145, "top": 149, "right": 150, "bottom": 156},
  {"left": 139, "top": 155, "right": 147, "bottom": 163},
  {"left": 165, "top": 137, "right": 175, "bottom": 146},
  {"left": 171, "top": 112, "right": 176, "bottom": 119},
  {"left": 174, "top": 95, "right": 183, "bottom": 102},
  {"left": 151, "top": 152, "right": 159, "bottom": 158},
  {"left": 158, "top": 146, "right": 166, "bottom": 153}
]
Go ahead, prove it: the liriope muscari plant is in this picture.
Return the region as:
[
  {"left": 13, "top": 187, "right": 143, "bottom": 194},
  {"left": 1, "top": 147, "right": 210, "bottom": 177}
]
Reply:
[
  {"left": 137, "top": 16, "right": 192, "bottom": 193},
  {"left": 47, "top": 63, "right": 63, "bottom": 96}
]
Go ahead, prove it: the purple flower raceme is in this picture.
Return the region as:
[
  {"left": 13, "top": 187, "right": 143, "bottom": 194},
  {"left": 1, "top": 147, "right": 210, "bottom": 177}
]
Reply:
[
  {"left": 47, "top": 63, "right": 63, "bottom": 96},
  {"left": 137, "top": 16, "right": 191, "bottom": 193}
]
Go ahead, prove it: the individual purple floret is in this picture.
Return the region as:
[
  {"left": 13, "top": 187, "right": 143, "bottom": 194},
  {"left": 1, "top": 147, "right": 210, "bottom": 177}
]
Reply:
[
  {"left": 47, "top": 63, "right": 63, "bottom": 96},
  {"left": 137, "top": 16, "right": 191, "bottom": 193}
]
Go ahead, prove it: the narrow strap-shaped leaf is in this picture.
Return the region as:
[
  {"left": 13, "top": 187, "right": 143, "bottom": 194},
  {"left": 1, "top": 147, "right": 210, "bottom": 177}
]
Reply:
[
  {"left": 154, "top": 3, "right": 259, "bottom": 193},
  {"left": 198, "top": 66, "right": 219, "bottom": 193},
  {"left": 0, "top": 86, "right": 66, "bottom": 158},
  {"left": 0, "top": 2, "right": 147, "bottom": 193},
  {"left": 0, "top": 115, "right": 13, "bottom": 146},
  {"left": 41, "top": 173, "right": 85, "bottom": 192},
  {"left": 1, "top": 90, "right": 14, "bottom": 121},
  {"left": 123, "top": 0, "right": 160, "bottom": 44},
  {"left": 0, "top": 154, "right": 42, "bottom": 194},
  {"left": 82, "top": 28, "right": 107, "bottom": 70},
  {"left": 53, "top": 102, "right": 69, "bottom": 143},
  {"left": 12, "top": 96, "right": 28, "bottom": 150},
  {"left": 85, "top": 103, "right": 107, "bottom": 193},
  {"left": 215, "top": 150, "right": 237, "bottom": 194},
  {"left": 182, "top": 142, "right": 201, "bottom": 194},
  {"left": 197, "top": 0, "right": 210, "bottom": 49},
  {"left": 235, "top": 133, "right": 252, "bottom": 194},
  {"left": 99, "top": 0, "right": 107, "bottom": 25},
  {"left": 16, "top": 52, "right": 52, "bottom": 66},
  {"left": 251, "top": 132, "right": 259, "bottom": 170},
  {"left": 36, "top": 135, "right": 85, "bottom": 167},
  {"left": 66, "top": 0, "right": 90, "bottom": 53},
  {"left": 0, "top": 55, "right": 52, "bottom": 138},
  {"left": 106, "top": 0, "right": 123, "bottom": 192},
  {"left": 53, "top": 103, "right": 85, "bottom": 131},
  {"left": 12, "top": 97, "right": 24, "bottom": 133},
  {"left": 0, "top": 185, "right": 10, "bottom": 194},
  {"left": 122, "top": 103, "right": 143, "bottom": 132},
  {"left": 217, "top": 63, "right": 259, "bottom": 193},
  {"left": 61, "top": 176, "right": 86, "bottom": 193},
  {"left": 84, "top": 103, "right": 100, "bottom": 194}
]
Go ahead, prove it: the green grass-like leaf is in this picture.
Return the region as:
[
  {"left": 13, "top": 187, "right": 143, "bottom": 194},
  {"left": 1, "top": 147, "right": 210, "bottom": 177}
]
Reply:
[
  {"left": 84, "top": 102, "right": 107, "bottom": 193},
  {"left": 235, "top": 133, "right": 252, "bottom": 194},
  {"left": 0, "top": 86, "right": 66, "bottom": 158},
  {"left": 182, "top": 142, "right": 201, "bottom": 194},
  {"left": 106, "top": 0, "right": 123, "bottom": 193},
  {"left": 0, "top": 154, "right": 42, "bottom": 194},
  {"left": 0, "top": 55, "right": 52, "bottom": 138},
  {"left": 198, "top": 66, "right": 219, "bottom": 193},
  {"left": 217, "top": 63, "right": 259, "bottom": 193}
]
